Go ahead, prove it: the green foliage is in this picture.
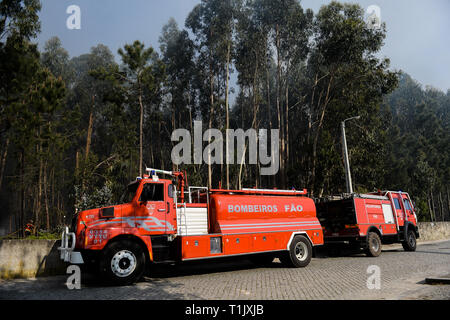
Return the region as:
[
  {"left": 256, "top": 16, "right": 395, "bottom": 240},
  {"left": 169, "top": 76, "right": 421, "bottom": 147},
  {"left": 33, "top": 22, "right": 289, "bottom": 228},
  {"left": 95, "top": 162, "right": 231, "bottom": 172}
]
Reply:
[
  {"left": 381, "top": 72, "right": 449, "bottom": 220},
  {"left": 75, "top": 183, "right": 113, "bottom": 212},
  {"left": 0, "top": 0, "right": 41, "bottom": 41},
  {"left": 41, "top": 36, "right": 73, "bottom": 82},
  {"left": 25, "top": 230, "right": 61, "bottom": 240}
]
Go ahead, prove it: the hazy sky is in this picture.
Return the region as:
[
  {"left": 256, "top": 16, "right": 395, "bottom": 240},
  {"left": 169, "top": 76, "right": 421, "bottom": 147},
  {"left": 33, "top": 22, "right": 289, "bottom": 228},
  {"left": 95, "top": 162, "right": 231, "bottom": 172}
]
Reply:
[{"left": 36, "top": 0, "right": 450, "bottom": 92}]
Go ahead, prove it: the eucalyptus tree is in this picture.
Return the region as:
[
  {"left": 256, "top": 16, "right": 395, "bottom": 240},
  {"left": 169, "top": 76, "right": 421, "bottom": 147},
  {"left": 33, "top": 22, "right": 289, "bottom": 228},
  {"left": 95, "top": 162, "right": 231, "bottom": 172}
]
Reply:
[
  {"left": 0, "top": 0, "right": 42, "bottom": 190},
  {"left": 234, "top": 0, "right": 268, "bottom": 188},
  {"left": 186, "top": 0, "right": 238, "bottom": 189},
  {"left": 68, "top": 44, "right": 118, "bottom": 211},
  {"left": 0, "top": 0, "right": 44, "bottom": 234},
  {"left": 118, "top": 41, "right": 165, "bottom": 177},
  {"left": 303, "top": 2, "right": 398, "bottom": 196},
  {"left": 41, "top": 36, "right": 73, "bottom": 83},
  {"left": 159, "top": 18, "right": 196, "bottom": 165},
  {"left": 250, "top": 0, "right": 312, "bottom": 188}
]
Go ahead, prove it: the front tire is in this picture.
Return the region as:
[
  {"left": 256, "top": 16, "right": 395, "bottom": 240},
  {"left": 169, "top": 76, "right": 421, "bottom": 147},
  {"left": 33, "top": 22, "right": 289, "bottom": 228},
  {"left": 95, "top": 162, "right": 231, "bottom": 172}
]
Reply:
[
  {"left": 280, "top": 235, "right": 312, "bottom": 268},
  {"left": 402, "top": 229, "right": 417, "bottom": 252},
  {"left": 99, "top": 240, "right": 146, "bottom": 286}
]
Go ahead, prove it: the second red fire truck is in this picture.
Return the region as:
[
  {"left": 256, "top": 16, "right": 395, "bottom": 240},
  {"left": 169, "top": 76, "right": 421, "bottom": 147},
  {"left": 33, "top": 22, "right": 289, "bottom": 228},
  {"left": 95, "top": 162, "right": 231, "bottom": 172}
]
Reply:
[{"left": 316, "top": 191, "right": 419, "bottom": 256}]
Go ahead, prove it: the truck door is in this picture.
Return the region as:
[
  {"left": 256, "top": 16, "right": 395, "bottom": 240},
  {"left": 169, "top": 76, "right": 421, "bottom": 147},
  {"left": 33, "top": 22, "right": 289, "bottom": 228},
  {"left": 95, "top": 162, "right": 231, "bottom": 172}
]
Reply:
[
  {"left": 391, "top": 193, "right": 405, "bottom": 227},
  {"left": 139, "top": 182, "right": 168, "bottom": 234},
  {"left": 401, "top": 194, "right": 416, "bottom": 224},
  {"left": 166, "top": 184, "right": 176, "bottom": 234}
]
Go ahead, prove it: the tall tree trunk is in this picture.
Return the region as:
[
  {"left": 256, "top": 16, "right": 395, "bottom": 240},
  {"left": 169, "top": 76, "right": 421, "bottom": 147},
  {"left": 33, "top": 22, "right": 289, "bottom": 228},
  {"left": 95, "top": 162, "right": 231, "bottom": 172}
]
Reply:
[
  {"left": 0, "top": 137, "right": 9, "bottom": 191},
  {"left": 428, "top": 198, "right": 433, "bottom": 221},
  {"left": 266, "top": 61, "right": 273, "bottom": 187},
  {"left": 306, "top": 74, "right": 318, "bottom": 188},
  {"left": 438, "top": 192, "right": 444, "bottom": 222},
  {"left": 238, "top": 143, "right": 248, "bottom": 190},
  {"left": 208, "top": 57, "right": 214, "bottom": 189},
  {"left": 75, "top": 151, "right": 80, "bottom": 171},
  {"left": 36, "top": 156, "right": 43, "bottom": 233},
  {"left": 36, "top": 128, "right": 43, "bottom": 234},
  {"left": 225, "top": 42, "right": 231, "bottom": 190},
  {"left": 82, "top": 97, "right": 95, "bottom": 194},
  {"left": 85, "top": 96, "right": 95, "bottom": 162},
  {"left": 171, "top": 91, "right": 177, "bottom": 172},
  {"left": 430, "top": 190, "right": 436, "bottom": 221},
  {"left": 20, "top": 150, "right": 25, "bottom": 238},
  {"left": 138, "top": 86, "right": 144, "bottom": 177},
  {"left": 310, "top": 76, "right": 333, "bottom": 196},
  {"left": 44, "top": 163, "right": 50, "bottom": 230},
  {"left": 252, "top": 60, "right": 260, "bottom": 188},
  {"left": 158, "top": 118, "right": 163, "bottom": 170},
  {"left": 445, "top": 186, "right": 450, "bottom": 218},
  {"left": 188, "top": 97, "right": 198, "bottom": 175},
  {"left": 51, "top": 168, "right": 55, "bottom": 223},
  {"left": 275, "top": 24, "right": 285, "bottom": 188},
  {"left": 285, "top": 83, "right": 289, "bottom": 181}
]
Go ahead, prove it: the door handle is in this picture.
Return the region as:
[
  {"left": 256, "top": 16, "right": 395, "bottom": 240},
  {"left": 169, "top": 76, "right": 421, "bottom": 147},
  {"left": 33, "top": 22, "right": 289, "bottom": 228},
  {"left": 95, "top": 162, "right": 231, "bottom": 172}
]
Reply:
[{"left": 158, "top": 209, "right": 165, "bottom": 212}]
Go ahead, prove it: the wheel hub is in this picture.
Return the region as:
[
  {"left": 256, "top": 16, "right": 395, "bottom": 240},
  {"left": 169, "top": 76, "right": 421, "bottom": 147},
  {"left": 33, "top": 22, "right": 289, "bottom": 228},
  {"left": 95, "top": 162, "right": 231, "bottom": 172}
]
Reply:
[
  {"left": 111, "top": 250, "right": 136, "bottom": 278},
  {"left": 371, "top": 238, "right": 380, "bottom": 252},
  {"left": 294, "top": 242, "right": 308, "bottom": 261}
]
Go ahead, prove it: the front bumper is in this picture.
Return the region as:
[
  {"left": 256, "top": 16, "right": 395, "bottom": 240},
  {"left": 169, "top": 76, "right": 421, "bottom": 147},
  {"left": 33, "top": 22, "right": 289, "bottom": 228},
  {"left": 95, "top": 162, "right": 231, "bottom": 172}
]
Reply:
[{"left": 58, "top": 227, "right": 84, "bottom": 264}]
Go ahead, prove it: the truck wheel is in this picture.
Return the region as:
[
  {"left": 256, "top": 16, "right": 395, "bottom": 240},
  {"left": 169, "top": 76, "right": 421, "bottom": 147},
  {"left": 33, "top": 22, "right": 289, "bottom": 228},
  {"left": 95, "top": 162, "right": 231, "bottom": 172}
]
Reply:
[
  {"left": 280, "top": 235, "right": 312, "bottom": 268},
  {"left": 402, "top": 229, "right": 417, "bottom": 252},
  {"left": 365, "top": 232, "right": 382, "bottom": 257},
  {"left": 99, "top": 240, "right": 146, "bottom": 286}
]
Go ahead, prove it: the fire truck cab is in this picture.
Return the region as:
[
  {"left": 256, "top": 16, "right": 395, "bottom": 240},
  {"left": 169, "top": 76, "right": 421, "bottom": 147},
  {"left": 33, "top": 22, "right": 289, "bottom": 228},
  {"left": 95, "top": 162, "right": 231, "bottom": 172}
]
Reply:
[
  {"left": 59, "top": 168, "right": 324, "bottom": 285},
  {"left": 316, "top": 191, "right": 419, "bottom": 257}
]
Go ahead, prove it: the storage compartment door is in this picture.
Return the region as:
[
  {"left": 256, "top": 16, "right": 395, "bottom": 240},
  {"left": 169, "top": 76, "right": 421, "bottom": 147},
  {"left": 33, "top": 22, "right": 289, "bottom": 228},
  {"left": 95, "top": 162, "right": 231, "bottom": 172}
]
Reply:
[{"left": 382, "top": 204, "right": 395, "bottom": 224}]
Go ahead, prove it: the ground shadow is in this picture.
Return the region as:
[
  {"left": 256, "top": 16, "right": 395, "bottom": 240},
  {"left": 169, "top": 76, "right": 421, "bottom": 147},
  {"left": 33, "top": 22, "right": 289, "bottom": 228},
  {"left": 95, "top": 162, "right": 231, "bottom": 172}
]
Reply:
[{"left": 36, "top": 240, "right": 67, "bottom": 277}]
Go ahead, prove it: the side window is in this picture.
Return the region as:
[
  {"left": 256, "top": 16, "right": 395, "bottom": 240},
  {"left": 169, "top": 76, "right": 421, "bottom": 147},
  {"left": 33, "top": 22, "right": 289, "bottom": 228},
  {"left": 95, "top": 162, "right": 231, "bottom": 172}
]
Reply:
[
  {"left": 168, "top": 184, "right": 174, "bottom": 198},
  {"left": 393, "top": 198, "right": 401, "bottom": 210},
  {"left": 140, "top": 183, "right": 164, "bottom": 202},
  {"left": 403, "top": 199, "right": 412, "bottom": 210}
]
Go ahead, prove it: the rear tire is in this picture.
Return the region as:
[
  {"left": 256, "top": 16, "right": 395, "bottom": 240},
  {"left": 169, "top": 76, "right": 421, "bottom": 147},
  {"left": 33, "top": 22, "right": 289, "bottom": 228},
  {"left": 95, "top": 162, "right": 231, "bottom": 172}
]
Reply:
[
  {"left": 365, "top": 232, "right": 382, "bottom": 257},
  {"left": 99, "top": 240, "right": 146, "bottom": 286},
  {"left": 402, "top": 229, "right": 417, "bottom": 252},
  {"left": 280, "top": 235, "right": 312, "bottom": 268}
]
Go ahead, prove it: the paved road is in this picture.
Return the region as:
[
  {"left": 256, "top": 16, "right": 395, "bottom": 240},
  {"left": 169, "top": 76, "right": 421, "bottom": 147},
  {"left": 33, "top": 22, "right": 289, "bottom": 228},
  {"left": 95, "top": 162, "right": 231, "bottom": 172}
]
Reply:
[{"left": 0, "top": 240, "right": 449, "bottom": 300}]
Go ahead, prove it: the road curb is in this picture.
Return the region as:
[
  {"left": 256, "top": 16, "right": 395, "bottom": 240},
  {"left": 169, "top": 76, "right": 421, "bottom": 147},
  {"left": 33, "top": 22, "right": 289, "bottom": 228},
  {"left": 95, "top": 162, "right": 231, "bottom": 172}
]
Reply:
[{"left": 382, "top": 238, "right": 450, "bottom": 251}]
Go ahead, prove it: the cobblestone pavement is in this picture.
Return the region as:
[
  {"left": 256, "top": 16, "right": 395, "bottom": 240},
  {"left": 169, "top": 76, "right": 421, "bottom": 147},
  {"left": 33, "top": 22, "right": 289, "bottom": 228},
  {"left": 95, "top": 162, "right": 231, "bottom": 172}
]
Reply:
[{"left": 0, "top": 240, "right": 449, "bottom": 300}]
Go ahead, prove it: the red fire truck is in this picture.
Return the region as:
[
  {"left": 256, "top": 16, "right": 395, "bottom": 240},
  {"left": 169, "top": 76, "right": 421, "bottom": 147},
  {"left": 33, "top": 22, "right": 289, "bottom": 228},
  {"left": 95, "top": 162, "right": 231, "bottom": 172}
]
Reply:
[
  {"left": 316, "top": 191, "right": 419, "bottom": 257},
  {"left": 59, "top": 168, "right": 324, "bottom": 285}
]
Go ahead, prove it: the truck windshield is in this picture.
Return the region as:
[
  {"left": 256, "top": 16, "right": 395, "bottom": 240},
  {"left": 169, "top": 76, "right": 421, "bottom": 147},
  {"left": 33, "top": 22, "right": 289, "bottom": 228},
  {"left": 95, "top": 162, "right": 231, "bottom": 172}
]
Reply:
[{"left": 120, "top": 182, "right": 139, "bottom": 204}]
